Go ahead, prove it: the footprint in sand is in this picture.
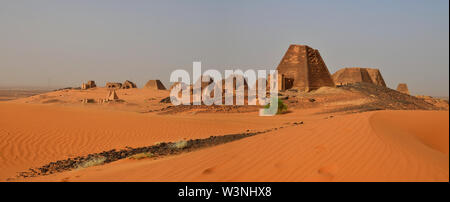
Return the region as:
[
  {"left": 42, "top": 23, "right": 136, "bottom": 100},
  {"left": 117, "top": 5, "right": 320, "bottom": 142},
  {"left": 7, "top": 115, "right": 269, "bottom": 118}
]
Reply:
[
  {"left": 273, "top": 162, "right": 283, "bottom": 168},
  {"left": 314, "top": 145, "right": 328, "bottom": 155},
  {"left": 317, "top": 164, "right": 339, "bottom": 180},
  {"left": 202, "top": 167, "right": 215, "bottom": 174},
  {"left": 303, "top": 164, "right": 339, "bottom": 182}
]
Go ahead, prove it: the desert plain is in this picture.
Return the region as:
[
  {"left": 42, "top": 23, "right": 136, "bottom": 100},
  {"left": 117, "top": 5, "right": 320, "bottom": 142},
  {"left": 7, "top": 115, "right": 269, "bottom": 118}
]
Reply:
[{"left": 0, "top": 80, "right": 448, "bottom": 182}]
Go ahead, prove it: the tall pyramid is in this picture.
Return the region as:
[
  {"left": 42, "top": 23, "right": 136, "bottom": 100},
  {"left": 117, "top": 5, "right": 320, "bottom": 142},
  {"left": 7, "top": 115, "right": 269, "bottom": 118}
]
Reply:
[
  {"left": 332, "top": 67, "right": 386, "bottom": 87},
  {"left": 276, "top": 44, "right": 335, "bottom": 91},
  {"left": 396, "top": 83, "right": 410, "bottom": 95}
]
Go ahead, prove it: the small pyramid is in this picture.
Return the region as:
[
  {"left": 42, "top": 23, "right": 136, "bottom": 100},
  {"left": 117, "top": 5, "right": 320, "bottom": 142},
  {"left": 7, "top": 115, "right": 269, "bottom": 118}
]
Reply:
[
  {"left": 144, "top": 80, "right": 166, "bottom": 90},
  {"left": 107, "top": 90, "right": 119, "bottom": 101},
  {"left": 396, "top": 83, "right": 410, "bottom": 95}
]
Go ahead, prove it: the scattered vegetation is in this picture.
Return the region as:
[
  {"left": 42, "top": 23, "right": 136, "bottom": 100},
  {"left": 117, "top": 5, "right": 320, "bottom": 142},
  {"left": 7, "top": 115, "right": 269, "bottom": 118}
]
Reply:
[
  {"left": 263, "top": 97, "right": 288, "bottom": 114},
  {"left": 41, "top": 99, "right": 64, "bottom": 104},
  {"left": 128, "top": 152, "right": 154, "bottom": 160},
  {"left": 17, "top": 130, "right": 274, "bottom": 178},
  {"left": 170, "top": 140, "right": 188, "bottom": 149},
  {"left": 76, "top": 156, "right": 106, "bottom": 169},
  {"left": 323, "top": 104, "right": 383, "bottom": 114}
]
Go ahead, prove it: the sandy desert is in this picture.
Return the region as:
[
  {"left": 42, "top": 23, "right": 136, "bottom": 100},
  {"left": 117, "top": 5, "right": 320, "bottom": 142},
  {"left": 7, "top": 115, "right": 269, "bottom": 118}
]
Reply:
[
  {"left": 1, "top": 41, "right": 449, "bottom": 182},
  {"left": 0, "top": 73, "right": 448, "bottom": 182},
  {"left": 1, "top": 6, "right": 450, "bottom": 202}
]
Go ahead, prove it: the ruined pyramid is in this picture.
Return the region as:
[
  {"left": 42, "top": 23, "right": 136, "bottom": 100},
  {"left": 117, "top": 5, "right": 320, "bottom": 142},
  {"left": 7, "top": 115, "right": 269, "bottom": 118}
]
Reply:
[
  {"left": 396, "top": 83, "right": 410, "bottom": 95},
  {"left": 122, "top": 80, "right": 137, "bottom": 89},
  {"left": 332, "top": 67, "right": 386, "bottom": 87},
  {"left": 107, "top": 90, "right": 119, "bottom": 101},
  {"left": 81, "top": 80, "right": 96, "bottom": 90}
]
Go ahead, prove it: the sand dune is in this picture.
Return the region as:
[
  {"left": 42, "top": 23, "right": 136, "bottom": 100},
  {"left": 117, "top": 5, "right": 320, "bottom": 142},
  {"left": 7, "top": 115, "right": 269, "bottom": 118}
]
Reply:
[
  {"left": 0, "top": 102, "right": 308, "bottom": 181},
  {"left": 370, "top": 111, "right": 449, "bottom": 155},
  {"left": 19, "top": 110, "right": 448, "bottom": 182}
]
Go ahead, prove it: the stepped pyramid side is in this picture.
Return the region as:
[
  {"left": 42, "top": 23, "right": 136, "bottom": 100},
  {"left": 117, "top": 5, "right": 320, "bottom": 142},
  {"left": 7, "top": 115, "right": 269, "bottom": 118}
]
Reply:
[{"left": 365, "top": 68, "right": 386, "bottom": 87}]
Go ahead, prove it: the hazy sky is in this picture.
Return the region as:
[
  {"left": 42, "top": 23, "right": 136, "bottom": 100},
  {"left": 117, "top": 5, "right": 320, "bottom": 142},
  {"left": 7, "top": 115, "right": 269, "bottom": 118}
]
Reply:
[{"left": 0, "top": 0, "right": 448, "bottom": 96}]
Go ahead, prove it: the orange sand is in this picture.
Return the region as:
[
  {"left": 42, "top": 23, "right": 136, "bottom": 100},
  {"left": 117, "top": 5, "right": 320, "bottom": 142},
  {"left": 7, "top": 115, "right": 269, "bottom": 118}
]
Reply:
[
  {"left": 0, "top": 102, "right": 307, "bottom": 181},
  {"left": 9, "top": 108, "right": 447, "bottom": 182}
]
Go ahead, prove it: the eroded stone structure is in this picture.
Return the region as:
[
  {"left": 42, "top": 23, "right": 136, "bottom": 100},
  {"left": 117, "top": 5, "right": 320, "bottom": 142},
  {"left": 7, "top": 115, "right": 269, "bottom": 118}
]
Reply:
[
  {"left": 332, "top": 67, "right": 386, "bottom": 87},
  {"left": 81, "top": 98, "right": 95, "bottom": 104},
  {"left": 396, "top": 83, "right": 410, "bottom": 95},
  {"left": 276, "top": 45, "right": 335, "bottom": 91},
  {"left": 145, "top": 80, "right": 166, "bottom": 90},
  {"left": 81, "top": 80, "right": 96, "bottom": 90},
  {"left": 106, "top": 82, "right": 122, "bottom": 89},
  {"left": 122, "top": 80, "right": 137, "bottom": 89},
  {"left": 107, "top": 90, "right": 119, "bottom": 101}
]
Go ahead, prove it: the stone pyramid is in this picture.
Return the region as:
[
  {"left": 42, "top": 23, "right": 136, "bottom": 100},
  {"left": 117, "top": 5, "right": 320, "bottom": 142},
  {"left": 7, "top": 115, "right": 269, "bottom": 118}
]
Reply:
[
  {"left": 332, "top": 67, "right": 373, "bottom": 86},
  {"left": 107, "top": 90, "right": 119, "bottom": 101},
  {"left": 144, "top": 80, "right": 166, "bottom": 90},
  {"left": 364, "top": 68, "right": 386, "bottom": 87},
  {"left": 276, "top": 44, "right": 335, "bottom": 91},
  {"left": 122, "top": 80, "right": 137, "bottom": 89},
  {"left": 332, "top": 67, "right": 386, "bottom": 87},
  {"left": 396, "top": 83, "right": 410, "bottom": 95}
]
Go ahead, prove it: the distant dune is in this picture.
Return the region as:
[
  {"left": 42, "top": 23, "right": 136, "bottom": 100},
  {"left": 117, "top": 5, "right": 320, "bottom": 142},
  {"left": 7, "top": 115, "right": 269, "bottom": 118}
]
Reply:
[{"left": 0, "top": 89, "right": 50, "bottom": 101}]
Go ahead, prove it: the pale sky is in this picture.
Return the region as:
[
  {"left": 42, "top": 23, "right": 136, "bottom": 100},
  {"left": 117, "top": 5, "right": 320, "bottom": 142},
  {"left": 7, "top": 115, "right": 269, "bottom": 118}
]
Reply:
[{"left": 0, "top": 0, "right": 448, "bottom": 96}]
